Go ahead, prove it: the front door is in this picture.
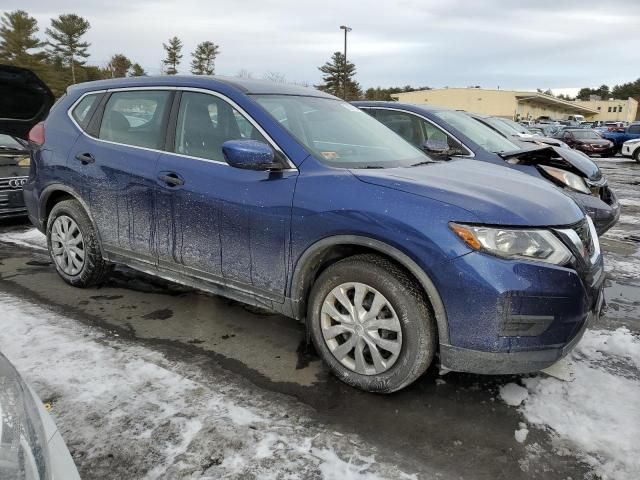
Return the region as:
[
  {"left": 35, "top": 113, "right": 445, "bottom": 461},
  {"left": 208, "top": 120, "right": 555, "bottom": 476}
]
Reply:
[{"left": 156, "top": 90, "right": 297, "bottom": 302}]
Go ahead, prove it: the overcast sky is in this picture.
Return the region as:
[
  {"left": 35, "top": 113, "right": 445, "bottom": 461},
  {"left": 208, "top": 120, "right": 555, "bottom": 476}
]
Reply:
[{"left": 13, "top": 0, "right": 640, "bottom": 94}]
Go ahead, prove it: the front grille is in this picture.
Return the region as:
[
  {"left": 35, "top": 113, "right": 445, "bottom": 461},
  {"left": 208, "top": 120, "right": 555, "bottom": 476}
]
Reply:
[
  {"left": 0, "top": 176, "right": 28, "bottom": 192},
  {"left": 0, "top": 176, "right": 27, "bottom": 209},
  {"left": 574, "top": 219, "right": 595, "bottom": 259}
]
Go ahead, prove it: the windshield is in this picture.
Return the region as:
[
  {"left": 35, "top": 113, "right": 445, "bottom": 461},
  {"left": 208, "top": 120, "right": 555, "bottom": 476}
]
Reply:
[
  {"left": 433, "top": 110, "right": 520, "bottom": 153},
  {"left": 572, "top": 130, "right": 602, "bottom": 140},
  {"left": 0, "top": 134, "right": 24, "bottom": 149},
  {"left": 499, "top": 118, "right": 531, "bottom": 135},
  {"left": 478, "top": 116, "right": 522, "bottom": 138},
  {"left": 252, "top": 95, "right": 426, "bottom": 168}
]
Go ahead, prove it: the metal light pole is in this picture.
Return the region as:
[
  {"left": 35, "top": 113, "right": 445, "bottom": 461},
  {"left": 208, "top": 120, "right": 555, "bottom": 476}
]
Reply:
[{"left": 340, "top": 25, "right": 352, "bottom": 100}]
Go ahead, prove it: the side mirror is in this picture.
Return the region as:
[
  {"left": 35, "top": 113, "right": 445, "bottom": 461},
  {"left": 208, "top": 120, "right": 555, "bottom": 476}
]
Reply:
[
  {"left": 222, "top": 140, "right": 280, "bottom": 171},
  {"left": 422, "top": 138, "right": 449, "bottom": 155},
  {"left": 422, "top": 138, "right": 465, "bottom": 158}
]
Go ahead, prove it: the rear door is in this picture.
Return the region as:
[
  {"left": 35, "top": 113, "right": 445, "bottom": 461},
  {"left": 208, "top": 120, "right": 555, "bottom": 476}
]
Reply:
[
  {"left": 0, "top": 65, "right": 54, "bottom": 138},
  {"left": 68, "top": 89, "right": 173, "bottom": 265}
]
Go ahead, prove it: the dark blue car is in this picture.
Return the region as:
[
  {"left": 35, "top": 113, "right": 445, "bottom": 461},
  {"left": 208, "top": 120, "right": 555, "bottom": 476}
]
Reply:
[
  {"left": 2, "top": 67, "right": 604, "bottom": 392},
  {"left": 354, "top": 102, "right": 620, "bottom": 235}
]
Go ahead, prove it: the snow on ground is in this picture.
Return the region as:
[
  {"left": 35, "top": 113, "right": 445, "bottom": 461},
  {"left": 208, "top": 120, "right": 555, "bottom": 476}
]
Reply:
[
  {"left": 0, "top": 293, "right": 419, "bottom": 480},
  {"left": 0, "top": 228, "right": 47, "bottom": 250},
  {"left": 500, "top": 328, "right": 640, "bottom": 480}
]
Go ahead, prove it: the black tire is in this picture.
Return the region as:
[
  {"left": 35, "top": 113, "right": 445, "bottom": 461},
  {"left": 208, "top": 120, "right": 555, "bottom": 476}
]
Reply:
[
  {"left": 307, "top": 254, "right": 436, "bottom": 393},
  {"left": 634, "top": 148, "right": 640, "bottom": 163},
  {"left": 46, "top": 199, "right": 112, "bottom": 287}
]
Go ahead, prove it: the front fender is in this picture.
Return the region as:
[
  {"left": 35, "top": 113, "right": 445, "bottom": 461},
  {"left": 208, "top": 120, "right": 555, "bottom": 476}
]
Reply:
[{"left": 289, "top": 234, "right": 451, "bottom": 345}]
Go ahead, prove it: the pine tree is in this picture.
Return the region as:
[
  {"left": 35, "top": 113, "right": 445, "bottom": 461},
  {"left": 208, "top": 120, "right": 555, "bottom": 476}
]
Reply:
[
  {"left": 316, "top": 51, "right": 362, "bottom": 100},
  {"left": 106, "top": 53, "right": 131, "bottom": 78},
  {"left": 162, "top": 36, "right": 182, "bottom": 75},
  {"left": 45, "top": 14, "right": 91, "bottom": 84},
  {"left": 191, "top": 41, "right": 219, "bottom": 75},
  {"left": 129, "top": 63, "right": 147, "bottom": 77},
  {"left": 0, "top": 10, "right": 45, "bottom": 66}
]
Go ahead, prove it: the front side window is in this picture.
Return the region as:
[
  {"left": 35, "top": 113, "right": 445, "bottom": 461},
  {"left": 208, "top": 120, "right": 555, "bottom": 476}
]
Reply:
[
  {"left": 372, "top": 110, "right": 426, "bottom": 147},
  {"left": 372, "top": 109, "right": 466, "bottom": 154},
  {"left": 175, "top": 91, "right": 266, "bottom": 161},
  {"left": 253, "top": 95, "right": 425, "bottom": 168},
  {"left": 628, "top": 125, "right": 640, "bottom": 134},
  {"left": 71, "top": 94, "right": 99, "bottom": 130},
  {"left": 99, "top": 90, "right": 171, "bottom": 149}
]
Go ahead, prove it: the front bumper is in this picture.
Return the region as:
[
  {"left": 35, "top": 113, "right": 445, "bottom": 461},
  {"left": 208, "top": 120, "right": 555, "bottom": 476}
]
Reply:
[
  {"left": 432, "top": 239, "right": 605, "bottom": 375},
  {"left": 621, "top": 143, "right": 639, "bottom": 158},
  {"left": 575, "top": 144, "right": 614, "bottom": 156},
  {"left": 566, "top": 188, "right": 620, "bottom": 236},
  {"left": 440, "top": 288, "right": 604, "bottom": 374}
]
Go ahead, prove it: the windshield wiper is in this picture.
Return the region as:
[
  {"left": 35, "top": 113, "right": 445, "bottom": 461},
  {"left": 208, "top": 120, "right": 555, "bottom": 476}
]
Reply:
[{"left": 409, "top": 160, "right": 437, "bottom": 167}]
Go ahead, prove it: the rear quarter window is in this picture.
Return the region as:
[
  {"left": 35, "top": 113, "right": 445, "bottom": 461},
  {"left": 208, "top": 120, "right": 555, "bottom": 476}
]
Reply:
[{"left": 71, "top": 94, "right": 100, "bottom": 131}]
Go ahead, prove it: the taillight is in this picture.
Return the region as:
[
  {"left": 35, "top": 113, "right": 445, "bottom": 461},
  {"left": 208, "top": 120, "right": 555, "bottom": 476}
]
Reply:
[{"left": 28, "top": 122, "right": 45, "bottom": 146}]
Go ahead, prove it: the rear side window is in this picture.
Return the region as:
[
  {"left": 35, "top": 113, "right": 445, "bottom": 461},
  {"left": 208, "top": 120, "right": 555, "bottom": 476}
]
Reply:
[
  {"left": 628, "top": 125, "right": 640, "bottom": 134},
  {"left": 71, "top": 94, "right": 99, "bottom": 130},
  {"left": 99, "top": 90, "right": 171, "bottom": 149},
  {"left": 174, "top": 91, "right": 266, "bottom": 161}
]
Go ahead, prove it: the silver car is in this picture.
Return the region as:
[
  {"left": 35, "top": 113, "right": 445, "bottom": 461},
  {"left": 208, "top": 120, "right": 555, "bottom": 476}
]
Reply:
[{"left": 0, "top": 352, "right": 80, "bottom": 480}]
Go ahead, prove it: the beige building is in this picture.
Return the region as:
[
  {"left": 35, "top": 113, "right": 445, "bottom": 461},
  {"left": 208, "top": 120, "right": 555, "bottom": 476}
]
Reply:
[
  {"left": 392, "top": 88, "right": 638, "bottom": 123},
  {"left": 571, "top": 98, "right": 638, "bottom": 123}
]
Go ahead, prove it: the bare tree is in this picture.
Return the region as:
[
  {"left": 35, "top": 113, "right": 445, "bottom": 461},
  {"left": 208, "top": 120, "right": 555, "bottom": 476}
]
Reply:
[
  {"left": 235, "top": 68, "right": 253, "bottom": 79},
  {"left": 263, "top": 71, "right": 286, "bottom": 83}
]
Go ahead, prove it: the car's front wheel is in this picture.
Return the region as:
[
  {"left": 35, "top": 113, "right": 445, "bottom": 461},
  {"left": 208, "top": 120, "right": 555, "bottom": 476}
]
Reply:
[
  {"left": 47, "top": 199, "right": 112, "bottom": 287},
  {"left": 307, "top": 254, "right": 436, "bottom": 393},
  {"left": 634, "top": 148, "right": 640, "bottom": 163}
]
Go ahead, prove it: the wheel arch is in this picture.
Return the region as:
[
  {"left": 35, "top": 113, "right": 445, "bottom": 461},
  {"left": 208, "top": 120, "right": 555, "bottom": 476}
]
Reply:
[
  {"left": 289, "top": 235, "right": 450, "bottom": 344},
  {"left": 39, "top": 184, "right": 105, "bottom": 256}
]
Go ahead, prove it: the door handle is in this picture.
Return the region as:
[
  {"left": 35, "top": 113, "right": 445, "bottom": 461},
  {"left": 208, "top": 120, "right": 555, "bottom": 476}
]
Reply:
[
  {"left": 75, "top": 153, "right": 95, "bottom": 164},
  {"left": 158, "top": 173, "right": 184, "bottom": 187}
]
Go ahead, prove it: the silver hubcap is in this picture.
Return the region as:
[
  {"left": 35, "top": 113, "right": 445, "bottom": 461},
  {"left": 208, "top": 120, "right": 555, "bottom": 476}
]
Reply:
[
  {"left": 320, "top": 282, "right": 402, "bottom": 375},
  {"left": 51, "top": 215, "right": 85, "bottom": 276}
]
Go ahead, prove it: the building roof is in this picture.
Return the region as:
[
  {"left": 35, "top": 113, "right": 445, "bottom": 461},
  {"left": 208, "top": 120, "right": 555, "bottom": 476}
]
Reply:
[
  {"left": 393, "top": 88, "right": 599, "bottom": 114},
  {"left": 512, "top": 92, "right": 598, "bottom": 114}
]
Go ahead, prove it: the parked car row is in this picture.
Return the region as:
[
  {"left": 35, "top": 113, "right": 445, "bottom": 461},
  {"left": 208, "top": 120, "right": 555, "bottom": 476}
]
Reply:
[
  {"left": 0, "top": 66, "right": 609, "bottom": 400},
  {"left": 355, "top": 102, "right": 619, "bottom": 235}
]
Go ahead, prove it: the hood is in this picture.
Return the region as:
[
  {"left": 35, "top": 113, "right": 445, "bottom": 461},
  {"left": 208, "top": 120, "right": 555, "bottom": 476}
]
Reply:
[
  {"left": 351, "top": 159, "right": 584, "bottom": 227},
  {"left": 500, "top": 145, "right": 600, "bottom": 181},
  {"left": 0, "top": 65, "right": 54, "bottom": 139}
]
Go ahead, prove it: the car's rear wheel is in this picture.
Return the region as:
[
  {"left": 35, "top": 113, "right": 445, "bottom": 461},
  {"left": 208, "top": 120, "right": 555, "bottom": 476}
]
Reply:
[
  {"left": 307, "top": 254, "right": 436, "bottom": 393},
  {"left": 47, "top": 199, "right": 112, "bottom": 287}
]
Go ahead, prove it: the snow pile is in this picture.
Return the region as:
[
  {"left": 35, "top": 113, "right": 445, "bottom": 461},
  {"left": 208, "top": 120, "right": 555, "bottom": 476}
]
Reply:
[
  {"left": 498, "top": 383, "right": 528, "bottom": 406},
  {"left": 502, "top": 328, "right": 640, "bottom": 480},
  {"left": 0, "top": 228, "right": 47, "bottom": 250},
  {"left": 514, "top": 423, "right": 528, "bottom": 444},
  {"left": 0, "top": 293, "right": 418, "bottom": 480}
]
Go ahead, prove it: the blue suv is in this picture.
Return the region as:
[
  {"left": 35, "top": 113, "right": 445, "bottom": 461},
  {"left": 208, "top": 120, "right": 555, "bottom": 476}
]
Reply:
[{"left": 2, "top": 67, "right": 604, "bottom": 392}]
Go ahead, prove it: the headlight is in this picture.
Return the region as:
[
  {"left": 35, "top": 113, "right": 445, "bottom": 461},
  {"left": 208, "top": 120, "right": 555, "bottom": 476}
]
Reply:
[
  {"left": 450, "top": 223, "right": 573, "bottom": 265},
  {"left": 17, "top": 156, "right": 31, "bottom": 167},
  {"left": 538, "top": 165, "right": 590, "bottom": 194}
]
